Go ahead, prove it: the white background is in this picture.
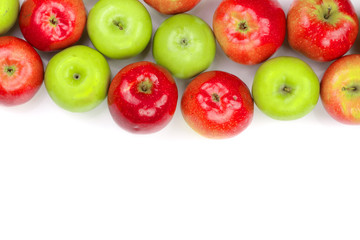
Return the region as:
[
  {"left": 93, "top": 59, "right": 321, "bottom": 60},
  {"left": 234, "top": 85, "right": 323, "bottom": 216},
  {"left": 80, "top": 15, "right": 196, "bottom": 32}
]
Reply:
[{"left": 1, "top": 0, "right": 360, "bottom": 239}]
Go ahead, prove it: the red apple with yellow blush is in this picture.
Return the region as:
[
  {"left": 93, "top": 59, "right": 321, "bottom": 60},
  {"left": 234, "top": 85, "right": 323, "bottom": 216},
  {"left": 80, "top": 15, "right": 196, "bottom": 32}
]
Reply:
[
  {"left": 213, "top": 0, "right": 286, "bottom": 65},
  {"left": 144, "top": 0, "right": 201, "bottom": 15},
  {"left": 287, "top": 0, "right": 359, "bottom": 62},
  {"left": 19, "top": 0, "right": 86, "bottom": 52},
  {"left": 321, "top": 54, "right": 360, "bottom": 124}
]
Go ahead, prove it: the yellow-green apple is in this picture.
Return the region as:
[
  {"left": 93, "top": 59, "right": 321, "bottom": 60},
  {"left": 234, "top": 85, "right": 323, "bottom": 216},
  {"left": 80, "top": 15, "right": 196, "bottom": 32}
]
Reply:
[
  {"left": 108, "top": 61, "right": 178, "bottom": 134},
  {"left": 321, "top": 54, "right": 360, "bottom": 124},
  {"left": 252, "top": 57, "right": 320, "bottom": 120},
  {"left": 287, "top": 0, "right": 359, "bottom": 62},
  {"left": 45, "top": 45, "right": 111, "bottom": 112},
  {"left": 87, "top": 0, "right": 152, "bottom": 59},
  {"left": 0, "top": 0, "right": 19, "bottom": 35},
  {"left": 213, "top": 0, "right": 286, "bottom": 65},
  {"left": 153, "top": 13, "right": 216, "bottom": 79},
  {"left": 181, "top": 71, "right": 254, "bottom": 139},
  {"left": 0, "top": 36, "right": 43, "bottom": 106},
  {"left": 19, "top": 0, "right": 86, "bottom": 52},
  {"left": 144, "top": 0, "right": 200, "bottom": 15}
]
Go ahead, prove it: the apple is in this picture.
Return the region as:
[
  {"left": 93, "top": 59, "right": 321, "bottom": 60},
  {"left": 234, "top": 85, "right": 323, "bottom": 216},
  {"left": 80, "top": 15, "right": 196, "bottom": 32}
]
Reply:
[
  {"left": 0, "top": 36, "right": 43, "bottom": 106},
  {"left": 213, "top": 0, "right": 286, "bottom": 65},
  {"left": 45, "top": 45, "right": 111, "bottom": 112},
  {"left": 287, "top": 0, "right": 359, "bottom": 62},
  {"left": 153, "top": 13, "right": 216, "bottom": 79},
  {"left": 19, "top": 0, "right": 86, "bottom": 52},
  {"left": 252, "top": 56, "right": 320, "bottom": 120},
  {"left": 181, "top": 71, "right": 253, "bottom": 139},
  {"left": 144, "top": 0, "right": 201, "bottom": 15},
  {"left": 87, "top": 0, "right": 152, "bottom": 59},
  {"left": 321, "top": 54, "right": 360, "bottom": 124},
  {"left": 0, "top": 0, "right": 19, "bottom": 35},
  {"left": 108, "top": 61, "right": 178, "bottom": 134}
]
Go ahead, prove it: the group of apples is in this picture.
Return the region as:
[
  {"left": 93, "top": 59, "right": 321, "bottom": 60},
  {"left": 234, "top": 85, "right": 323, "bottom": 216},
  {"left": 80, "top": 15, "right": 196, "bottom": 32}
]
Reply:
[{"left": 0, "top": 0, "right": 360, "bottom": 139}]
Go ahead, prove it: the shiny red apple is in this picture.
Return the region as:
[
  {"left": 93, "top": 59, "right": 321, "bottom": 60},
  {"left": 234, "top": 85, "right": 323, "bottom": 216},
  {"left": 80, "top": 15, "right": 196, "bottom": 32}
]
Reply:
[
  {"left": 19, "top": 0, "right": 86, "bottom": 52},
  {"left": 213, "top": 0, "right": 286, "bottom": 65},
  {"left": 321, "top": 54, "right": 360, "bottom": 124},
  {"left": 108, "top": 61, "right": 178, "bottom": 134},
  {"left": 181, "top": 71, "right": 254, "bottom": 139},
  {"left": 287, "top": 0, "right": 359, "bottom": 62},
  {"left": 0, "top": 36, "right": 44, "bottom": 106},
  {"left": 144, "top": 0, "right": 201, "bottom": 15}
]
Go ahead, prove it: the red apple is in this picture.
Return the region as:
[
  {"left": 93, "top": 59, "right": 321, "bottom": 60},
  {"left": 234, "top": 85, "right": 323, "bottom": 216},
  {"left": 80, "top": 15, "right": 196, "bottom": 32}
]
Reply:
[
  {"left": 213, "top": 0, "right": 286, "bottom": 65},
  {"left": 144, "top": 0, "right": 200, "bottom": 15},
  {"left": 108, "top": 61, "right": 178, "bottom": 134},
  {"left": 0, "top": 36, "right": 44, "bottom": 106},
  {"left": 181, "top": 71, "right": 254, "bottom": 139},
  {"left": 321, "top": 54, "right": 360, "bottom": 124},
  {"left": 287, "top": 0, "right": 359, "bottom": 62},
  {"left": 19, "top": 0, "right": 86, "bottom": 52}
]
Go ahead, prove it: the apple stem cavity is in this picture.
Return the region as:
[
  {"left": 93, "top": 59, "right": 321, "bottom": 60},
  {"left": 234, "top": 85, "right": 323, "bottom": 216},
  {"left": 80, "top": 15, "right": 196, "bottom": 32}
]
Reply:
[
  {"left": 342, "top": 86, "right": 359, "bottom": 92},
  {"left": 138, "top": 79, "right": 153, "bottom": 94},
  {"left": 180, "top": 38, "right": 189, "bottom": 47},
  {"left": 238, "top": 21, "right": 248, "bottom": 32},
  {"left": 73, "top": 73, "right": 81, "bottom": 80},
  {"left": 4, "top": 66, "right": 16, "bottom": 76},
  {"left": 49, "top": 16, "right": 58, "bottom": 26}
]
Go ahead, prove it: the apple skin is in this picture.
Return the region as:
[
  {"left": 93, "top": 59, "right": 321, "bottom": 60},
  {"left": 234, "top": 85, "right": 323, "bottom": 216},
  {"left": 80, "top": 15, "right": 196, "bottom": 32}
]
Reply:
[
  {"left": 0, "top": 0, "right": 19, "bottom": 35},
  {"left": 108, "top": 61, "right": 178, "bottom": 134},
  {"left": 144, "top": 0, "right": 200, "bottom": 15},
  {"left": 252, "top": 57, "right": 320, "bottom": 120},
  {"left": 213, "top": 0, "right": 286, "bottom": 65},
  {"left": 287, "top": 0, "right": 359, "bottom": 62},
  {"left": 87, "top": 0, "right": 152, "bottom": 59},
  {"left": 19, "top": 0, "right": 86, "bottom": 52},
  {"left": 181, "top": 71, "right": 254, "bottom": 139},
  {"left": 321, "top": 54, "right": 360, "bottom": 124},
  {"left": 45, "top": 45, "right": 111, "bottom": 112},
  {"left": 0, "top": 36, "right": 44, "bottom": 106},
  {"left": 153, "top": 13, "right": 216, "bottom": 79}
]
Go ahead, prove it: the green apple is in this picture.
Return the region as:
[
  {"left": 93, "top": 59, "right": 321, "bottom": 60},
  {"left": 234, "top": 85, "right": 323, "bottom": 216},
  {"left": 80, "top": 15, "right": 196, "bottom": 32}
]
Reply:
[
  {"left": 0, "top": 0, "right": 19, "bottom": 35},
  {"left": 252, "top": 56, "right": 320, "bottom": 120},
  {"left": 153, "top": 13, "right": 216, "bottom": 79},
  {"left": 45, "top": 45, "right": 111, "bottom": 112},
  {"left": 87, "top": 0, "right": 152, "bottom": 59}
]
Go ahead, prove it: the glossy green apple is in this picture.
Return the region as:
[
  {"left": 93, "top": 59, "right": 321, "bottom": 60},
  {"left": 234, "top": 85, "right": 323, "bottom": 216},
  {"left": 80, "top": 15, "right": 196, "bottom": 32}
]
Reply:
[
  {"left": 252, "top": 56, "right": 320, "bottom": 120},
  {"left": 153, "top": 13, "right": 216, "bottom": 79},
  {"left": 45, "top": 45, "right": 111, "bottom": 112},
  {"left": 0, "top": 0, "right": 19, "bottom": 35},
  {"left": 87, "top": 0, "right": 152, "bottom": 59}
]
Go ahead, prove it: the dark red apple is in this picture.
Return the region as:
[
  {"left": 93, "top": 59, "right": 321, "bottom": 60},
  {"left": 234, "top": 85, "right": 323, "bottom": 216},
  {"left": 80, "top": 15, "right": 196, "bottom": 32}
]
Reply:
[
  {"left": 144, "top": 0, "right": 201, "bottom": 15},
  {"left": 108, "top": 61, "right": 178, "bottom": 134},
  {"left": 181, "top": 71, "right": 254, "bottom": 139},
  {"left": 19, "top": 0, "right": 86, "bottom": 52},
  {"left": 0, "top": 36, "right": 44, "bottom": 106},
  {"left": 213, "top": 0, "right": 286, "bottom": 65}
]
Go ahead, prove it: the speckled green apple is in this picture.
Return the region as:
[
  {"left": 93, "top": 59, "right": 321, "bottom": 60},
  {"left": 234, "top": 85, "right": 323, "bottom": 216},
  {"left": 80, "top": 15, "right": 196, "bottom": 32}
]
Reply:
[
  {"left": 45, "top": 45, "right": 111, "bottom": 112},
  {"left": 252, "top": 57, "right": 320, "bottom": 120},
  {"left": 0, "top": 0, "right": 19, "bottom": 35},
  {"left": 87, "top": 0, "right": 152, "bottom": 59},
  {"left": 153, "top": 14, "right": 216, "bottom": 79}
]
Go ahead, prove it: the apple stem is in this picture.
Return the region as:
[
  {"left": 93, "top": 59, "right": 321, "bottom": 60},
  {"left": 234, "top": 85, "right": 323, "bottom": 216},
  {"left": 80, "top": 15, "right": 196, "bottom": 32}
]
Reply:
[
  {"left": 73, "top": 73, "right": 80, "bottom": 80},
  {"left": 49, "top": 16, "right": 58, "bottom": 26},
  {"left": 324, "top": 6, "right": 332, "bottom": 20},
  {"left": 342, "top": 86, "right": 358, "bottom": 92},
  {"left": 239, "top": 22, "right": 248, "bottom": 31},
  {"left": 113, "top": 20, "right": 124, "bottom": 30},
  {"left": 4, "top": 66, "right": 15, "bottom": 76},
  {"left": 212, "top": 93, "right": 220, "bottom": 103},
  {"left": 282, "top": 86, "right": 292, "bottom": 93},
  {"left": 138, "top": 79, "right": 153, "bottom": 94}
]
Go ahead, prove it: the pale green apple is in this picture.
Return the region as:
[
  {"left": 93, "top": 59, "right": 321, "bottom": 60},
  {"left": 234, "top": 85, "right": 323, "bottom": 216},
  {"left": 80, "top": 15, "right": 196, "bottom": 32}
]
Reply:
[
  {"left": 153, "top": 13, "right": 216, "bottom": 79},
  {"left": 87, "top": 0, "right": 152, "bottom": 59},
  {"left": 252, "top": 56, "right": 320, "bottom": 120},
  {"left": 45, "top": 45, "right": 111, "bottom": 112},
  {"left": 0, "top": 0, "right": 19, "bottom": 35}
]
